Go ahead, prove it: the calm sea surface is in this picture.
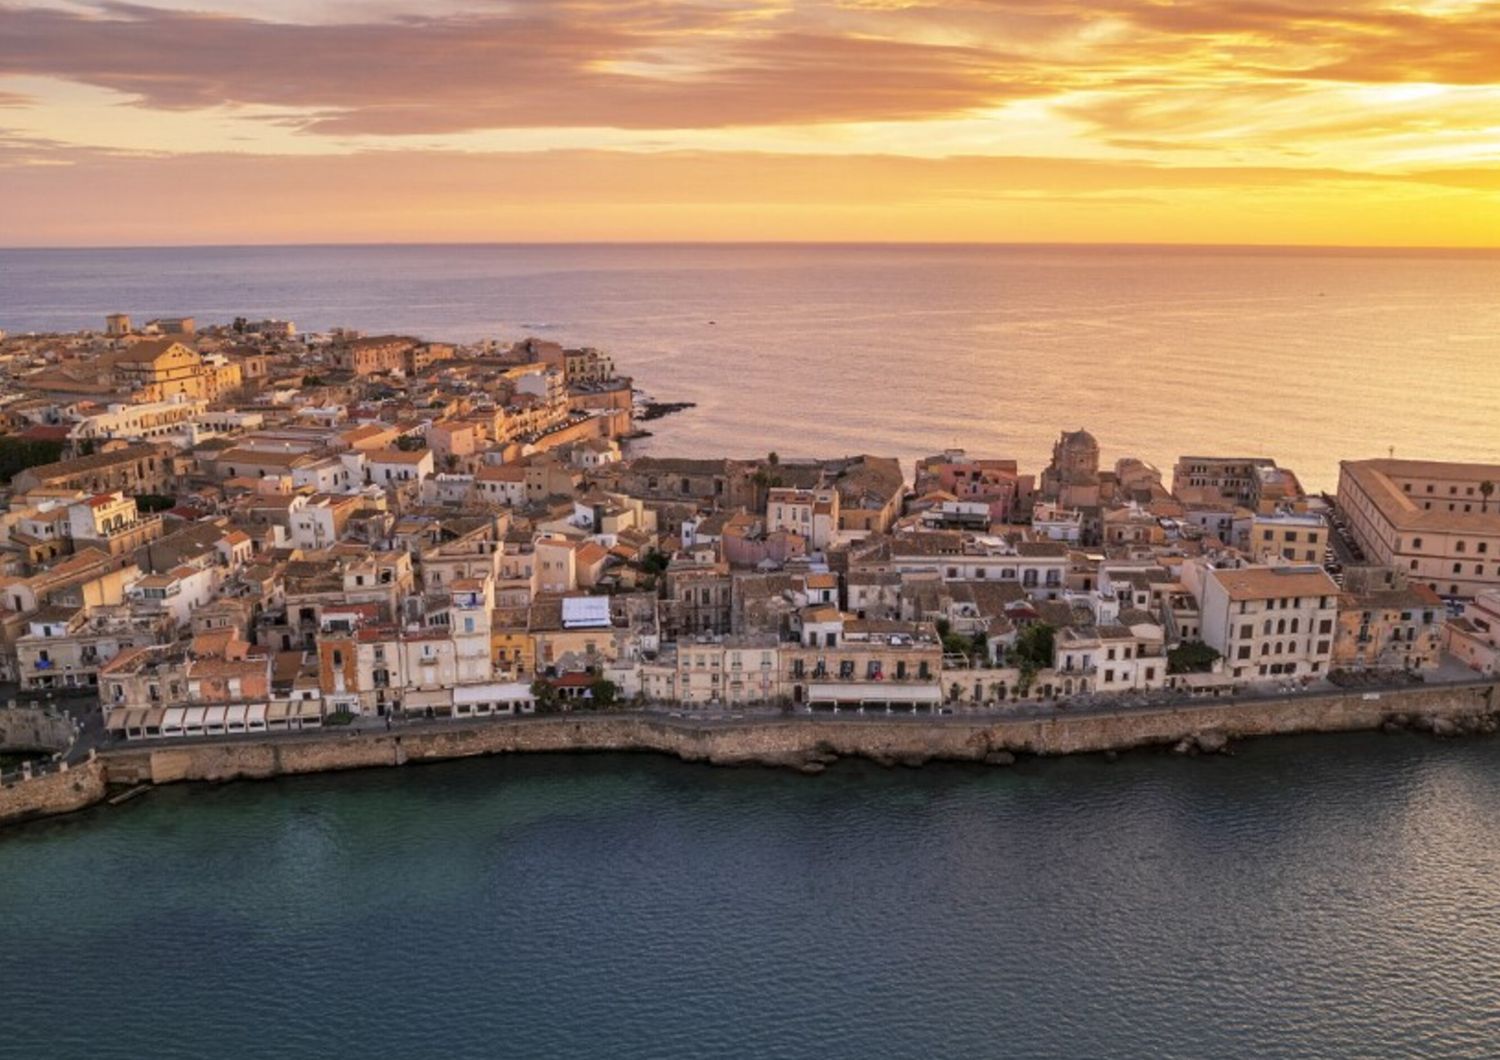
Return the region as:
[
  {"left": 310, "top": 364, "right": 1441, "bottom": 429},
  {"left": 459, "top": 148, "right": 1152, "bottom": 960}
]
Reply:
[
  {"left": 4, "top": 736, "right": 1500, "bottom": 1059},
  {"left": 3, "top": 243, "right": 1499, "bottom": 490}
]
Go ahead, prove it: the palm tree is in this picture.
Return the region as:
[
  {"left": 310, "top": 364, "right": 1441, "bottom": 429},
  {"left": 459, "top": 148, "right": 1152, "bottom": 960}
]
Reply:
[{"left": 1481, "top": 480, "right": 1494, "bottom": 514}]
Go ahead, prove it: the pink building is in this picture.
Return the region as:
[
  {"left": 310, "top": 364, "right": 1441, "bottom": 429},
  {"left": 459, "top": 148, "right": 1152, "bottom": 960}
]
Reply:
[{"left": 914, "top": 451, "right": 1034, "bottom": 524}]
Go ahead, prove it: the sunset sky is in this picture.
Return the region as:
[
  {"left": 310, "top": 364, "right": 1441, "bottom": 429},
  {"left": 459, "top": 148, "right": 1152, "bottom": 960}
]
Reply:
[{"left": 2, "top": 0, "right": 1499, "bottom": 245}]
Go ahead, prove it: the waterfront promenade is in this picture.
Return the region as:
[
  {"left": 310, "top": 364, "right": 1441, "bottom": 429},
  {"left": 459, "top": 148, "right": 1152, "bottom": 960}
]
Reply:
[{"left": 6, "top": 672, "right": 1495, "bottom": 831}]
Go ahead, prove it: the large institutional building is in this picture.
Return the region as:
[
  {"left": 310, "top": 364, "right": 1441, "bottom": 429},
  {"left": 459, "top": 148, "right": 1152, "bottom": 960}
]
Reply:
[{"left": 1337, "top": 458, "right": 1500, "bottom": 599}]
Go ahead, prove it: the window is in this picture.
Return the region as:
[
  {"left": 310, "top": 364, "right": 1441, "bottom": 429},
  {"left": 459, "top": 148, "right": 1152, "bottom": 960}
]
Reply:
[{"left": 1413, "top": 537, "right": 1423, "bottom": 549}]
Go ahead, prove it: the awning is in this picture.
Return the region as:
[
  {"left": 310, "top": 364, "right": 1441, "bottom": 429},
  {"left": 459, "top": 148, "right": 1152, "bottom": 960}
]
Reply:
[
  {"left": 184, "top": 707, "right": 207, "bottom": 728},
  {"left": 204, "top": 706, "right": 228, "bottom": 727},
  {"left": 124, "top": 708, "right": 148, "bottom": 731},
  {"left": 405, "top": 688, "right": 452, "bottom": 708},
  {"left": 225, "top": 704, "right": 249, "bottom": 726},
  {"left": 293, "top": 699, "right": 322, "bottom": 719},
  {"left": 143, "top": 707, "right": 166, "bottom": 731},
  {"left": 105, "top": 708, "right": 130, "bottom": 733},
  {"left": 807, "top": 682, "right": 942, "bottom": 704},
  {"left": 246, "top": 703, "right": 268, "bottom": 725},
  {"left": 162, "top": 707, "right": 187, "bottom": 731},
  {"left": 453, "top": 682, "right": 532, "bottom": 705},
  {"left": 266, "top": 702, "right": 290, "bottom": 723}
]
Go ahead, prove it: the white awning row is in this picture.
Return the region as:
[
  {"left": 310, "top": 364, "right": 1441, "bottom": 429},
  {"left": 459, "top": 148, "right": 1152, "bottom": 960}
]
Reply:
[
  {"left": 806, "top": 682, "right": 943, "bottom": 704},
  {"left": 107, "top": 699, "right": 322, "bottom": 740}
]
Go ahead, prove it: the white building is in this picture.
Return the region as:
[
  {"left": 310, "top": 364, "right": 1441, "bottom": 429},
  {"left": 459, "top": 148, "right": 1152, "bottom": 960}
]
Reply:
[{"left": 1200, "top": 565, "right": 1339, "bottom": 683}]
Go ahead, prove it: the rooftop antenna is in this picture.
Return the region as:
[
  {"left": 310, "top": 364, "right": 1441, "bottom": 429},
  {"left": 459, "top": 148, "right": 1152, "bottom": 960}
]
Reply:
[{"left": 1388, "top": 445, "right": 1394, "bottom": 459}]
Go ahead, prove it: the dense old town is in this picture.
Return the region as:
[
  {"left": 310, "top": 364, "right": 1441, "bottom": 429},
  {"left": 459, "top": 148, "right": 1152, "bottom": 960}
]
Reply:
[{"left": 0, "top": 314, "right": 1496, "bottom": 746}]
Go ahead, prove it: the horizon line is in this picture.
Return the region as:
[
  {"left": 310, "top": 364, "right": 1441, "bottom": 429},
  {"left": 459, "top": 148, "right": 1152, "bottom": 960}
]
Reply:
[{"left": 4, "top": 239, "right": 1500, "bottom": 254}]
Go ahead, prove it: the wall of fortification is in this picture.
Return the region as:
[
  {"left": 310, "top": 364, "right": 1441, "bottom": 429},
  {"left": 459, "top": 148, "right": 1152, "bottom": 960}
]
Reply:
[
  {"left": 107, "top": 682, "right": 1499, "bottom": 787},
  {"left": 0, "top": 758, "right": 107, "bottom": 828}
]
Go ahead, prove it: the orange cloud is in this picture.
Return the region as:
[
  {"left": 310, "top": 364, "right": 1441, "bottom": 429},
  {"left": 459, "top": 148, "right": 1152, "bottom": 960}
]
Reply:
[
  {"left": 0, "top": 2, "right": 1051, "bottom": 132},
  {"left": 2, "top": 1, "right": 1497, "bottom": 245},
  {"left": 2, "top": 147, "right": 1496, "bottom": 246}
]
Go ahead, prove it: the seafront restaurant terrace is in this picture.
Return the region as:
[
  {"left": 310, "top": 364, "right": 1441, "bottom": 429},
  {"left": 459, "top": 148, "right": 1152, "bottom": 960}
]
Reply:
[{"left": 105, "top": 700, "right": 324, "bottom": 740}]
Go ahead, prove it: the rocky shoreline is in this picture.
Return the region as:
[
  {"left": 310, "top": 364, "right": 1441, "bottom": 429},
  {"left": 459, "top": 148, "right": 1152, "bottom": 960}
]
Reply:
[
  {"left": 6, "top": 681, "right": 1499, "bottom": 830},
  {"left": 636, "top": 400, "right": 697, "bottom": 422}
]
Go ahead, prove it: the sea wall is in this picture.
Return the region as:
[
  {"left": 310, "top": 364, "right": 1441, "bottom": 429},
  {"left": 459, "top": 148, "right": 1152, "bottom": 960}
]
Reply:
[
  {"left": 103, "top": 681, "right": 1500, "bottom": 787},
  {"left": 0, "top": 757, "right": 107, "bottom": 828}
]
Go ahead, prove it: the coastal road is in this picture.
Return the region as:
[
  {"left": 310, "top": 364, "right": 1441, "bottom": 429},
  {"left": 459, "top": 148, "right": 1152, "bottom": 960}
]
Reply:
[{"left": 92, "top": 672, "right": 1499, "bottom": 759}]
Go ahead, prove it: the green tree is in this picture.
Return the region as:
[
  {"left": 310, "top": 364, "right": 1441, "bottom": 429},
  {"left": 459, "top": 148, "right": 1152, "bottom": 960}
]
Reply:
[
  {"left": 1482, "top": 480, "right": 1495, "bottom": 514},
  {"left": 1167, "top": 640, "right": 1221, "bottom": 675},
  {"left": 0, "top": 437, "right": 65, "bottom": 484},
  {"left": 1012, "top": 623, "right": 1056, "bottom": 670},
  {"left": 134, "top": 494, "right": 177, "bottom": 513},
  {"left": 530, "top": 678, "right": 560, "bottom": 713},
  {"left": 589, "top": 678, "right": 619, "bottom": 710},
  {"left": 941, "top": 632, "right": 974, "bottom": 658}
]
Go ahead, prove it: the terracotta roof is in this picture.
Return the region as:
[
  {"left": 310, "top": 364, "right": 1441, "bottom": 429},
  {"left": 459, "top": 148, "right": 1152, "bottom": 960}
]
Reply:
[
  {"left": 367, "top": 447, "right": 432, "bottom": 464},
  {"left": 1211, "top": 566, "right": 1338, "bottom": 601}
]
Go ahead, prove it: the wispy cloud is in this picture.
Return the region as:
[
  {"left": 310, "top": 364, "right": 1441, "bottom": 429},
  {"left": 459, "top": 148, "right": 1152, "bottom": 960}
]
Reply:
[
  {"left": 0, "top": 2, "right": 1050, "bottom": 132},
  {"left": 2, "top": 0, "right": 1498, "bottom": 244}
]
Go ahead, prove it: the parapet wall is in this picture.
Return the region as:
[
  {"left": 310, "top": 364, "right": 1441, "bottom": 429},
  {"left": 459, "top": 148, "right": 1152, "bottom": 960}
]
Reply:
[
  {"left": 107, "top": 682, "right": 1500, "bottom": 787},
  {"left": 0, "top": 758, "right": 107, "bottom": 828}
]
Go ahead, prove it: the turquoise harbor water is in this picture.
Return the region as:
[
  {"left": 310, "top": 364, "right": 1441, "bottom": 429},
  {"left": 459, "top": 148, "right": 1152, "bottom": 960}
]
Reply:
[{"left": 5, "top": 735, "right": 1500, "bottom": 1059}]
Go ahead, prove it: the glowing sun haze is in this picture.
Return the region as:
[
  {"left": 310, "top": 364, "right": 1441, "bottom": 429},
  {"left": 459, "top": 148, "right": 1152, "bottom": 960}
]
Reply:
[{"left": 2, "top": 0, "right": 1499, "bottom": 245}]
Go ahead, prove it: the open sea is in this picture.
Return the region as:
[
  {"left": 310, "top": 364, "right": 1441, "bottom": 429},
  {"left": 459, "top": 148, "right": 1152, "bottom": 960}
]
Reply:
[
  {"left": 3, "top": 243, "right": 1499, "bottom": 490},
  {"left": 4, "top": 244, "right": 1500, "bottom": 1057}
]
